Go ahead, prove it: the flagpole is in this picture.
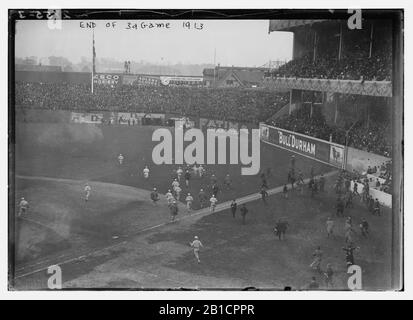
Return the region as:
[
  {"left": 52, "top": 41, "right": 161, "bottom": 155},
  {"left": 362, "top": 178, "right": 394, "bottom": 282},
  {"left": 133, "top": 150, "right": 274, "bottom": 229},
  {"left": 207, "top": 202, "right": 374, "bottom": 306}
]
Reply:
[
  {"left": 91, "top": 29, "right": 95, "bottom": 94},
  {"left": 213, "top": 48, "right": 216, "bottom": 87}
]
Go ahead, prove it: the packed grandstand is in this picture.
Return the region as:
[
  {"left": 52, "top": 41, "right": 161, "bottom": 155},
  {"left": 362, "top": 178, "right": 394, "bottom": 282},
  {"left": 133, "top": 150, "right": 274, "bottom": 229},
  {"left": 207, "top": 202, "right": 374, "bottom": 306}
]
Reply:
[{"left": 15, "top": 80, "right": 392, "bottom": 157}]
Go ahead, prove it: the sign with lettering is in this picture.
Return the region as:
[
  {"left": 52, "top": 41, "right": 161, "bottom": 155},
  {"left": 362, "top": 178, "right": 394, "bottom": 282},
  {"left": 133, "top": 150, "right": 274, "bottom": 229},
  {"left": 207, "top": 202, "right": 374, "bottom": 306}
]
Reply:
[
  {"left": 260, "top": 123, "right": 345, "bottom": 169},
  {"left": 93, "top": 73, "right": 122, "bottom": 86}
]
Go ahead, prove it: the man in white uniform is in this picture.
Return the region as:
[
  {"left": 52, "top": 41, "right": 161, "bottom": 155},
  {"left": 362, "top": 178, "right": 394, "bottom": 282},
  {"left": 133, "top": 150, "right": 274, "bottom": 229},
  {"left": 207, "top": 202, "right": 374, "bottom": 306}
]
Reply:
[
  {"left": 209, "top": 195, "right": 218, "bottom": 212},
  {"left": 199, "top": 165, "right": 205, "bottom": 178},
  {"left": 84, "top": 183, "right": 91, "bottom": 201},
  {"left": 185, "top": 193, "right": 194, "bottom": 211},
  {"left": 18, "top": 197, "right": 29, "bottom": 217},
  {"left": 118, "top": 153, "right": 124, "bottom": 165},
  {"left": 189, "top": 236, "right": 204, "bottom": 263},
  {"left": 166, "top": 189, "right": 174, "bottom": 205},
  {"left": 171, "top": 179, "right": 180, "bottom": 190},
  {"left": 174, "top": 185, "right": 182, "bottom": 200},
  {"left": 143, "top": 166, "right": 150, "bottom": 179},
  {"left": 176, "top": 166, "right": 183, "bottom": 181}
]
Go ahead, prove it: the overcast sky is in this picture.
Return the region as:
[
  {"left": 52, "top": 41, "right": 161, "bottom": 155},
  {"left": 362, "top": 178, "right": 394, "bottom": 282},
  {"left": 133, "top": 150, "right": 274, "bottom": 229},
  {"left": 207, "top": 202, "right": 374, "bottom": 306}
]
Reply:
[{"left": 15, "top": 20, "right": 293, "bottom": 67}]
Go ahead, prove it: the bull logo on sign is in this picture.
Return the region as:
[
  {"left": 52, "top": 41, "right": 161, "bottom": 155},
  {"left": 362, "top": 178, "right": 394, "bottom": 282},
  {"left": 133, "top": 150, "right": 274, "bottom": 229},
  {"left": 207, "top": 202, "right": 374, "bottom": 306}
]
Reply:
[
  {"left": 160, "top": 77, "right": 171, "bottom": 86},
  {"left": 261, "top": 126, "right": 269, "bottom": 140}
]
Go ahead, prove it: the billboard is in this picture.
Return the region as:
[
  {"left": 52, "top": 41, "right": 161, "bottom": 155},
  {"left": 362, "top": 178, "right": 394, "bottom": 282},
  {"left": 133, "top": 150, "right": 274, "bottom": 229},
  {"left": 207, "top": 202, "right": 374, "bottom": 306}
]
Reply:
[
  {"left": 71, "top": 112, "right": 103, "bottom": 124},
  {"left": 160, "top": 76, "right": 204, "bottom": 86},
  {"left": 259, "top": 123, "right": 345, "bottom": 169},
  {"left": 199, "top": 118, "right": 247, "bottom": 131},
  {"left": 93, "top": 73, "right": 122, "bottom": 86},
  {"left": 123, "top": 75, "right": 160, "bottom": 86}
]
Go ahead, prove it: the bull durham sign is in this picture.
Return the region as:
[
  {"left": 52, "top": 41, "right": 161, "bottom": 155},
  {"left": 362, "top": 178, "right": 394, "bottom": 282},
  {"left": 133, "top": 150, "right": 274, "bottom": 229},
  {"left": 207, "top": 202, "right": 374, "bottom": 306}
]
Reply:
[
  {"left": 260, "top": 123, "right": 345, "bottom": 169},
  {"left": 277, "top": 130, "right": 316, "bottom": 156}
]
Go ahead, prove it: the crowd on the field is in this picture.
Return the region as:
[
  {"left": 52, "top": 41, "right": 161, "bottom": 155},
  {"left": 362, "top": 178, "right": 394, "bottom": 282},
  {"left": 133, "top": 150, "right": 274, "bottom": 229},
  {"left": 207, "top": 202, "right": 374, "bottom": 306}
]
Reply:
[
  {"left": 265, "top": 48, "right": 392, "bottom": 81},
  {"left": 15, "top": 81, "right": 289, "bottom": 124},
  {"left": 268, "top": 108, "right": 392, "bottom": 194}
]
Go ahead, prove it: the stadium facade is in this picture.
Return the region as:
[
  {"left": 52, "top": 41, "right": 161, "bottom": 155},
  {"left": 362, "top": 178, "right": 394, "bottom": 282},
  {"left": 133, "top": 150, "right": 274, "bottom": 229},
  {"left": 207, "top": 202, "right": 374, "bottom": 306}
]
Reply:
[{"left": 264, "top": 18, "right": 393, "bottom": 126}]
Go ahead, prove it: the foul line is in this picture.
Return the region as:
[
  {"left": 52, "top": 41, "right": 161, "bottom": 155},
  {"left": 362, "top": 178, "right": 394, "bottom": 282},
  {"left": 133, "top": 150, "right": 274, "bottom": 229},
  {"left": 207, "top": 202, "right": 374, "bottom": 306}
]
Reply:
[{"left": 14, "top": 170, "right": 337, "bottom": 280}]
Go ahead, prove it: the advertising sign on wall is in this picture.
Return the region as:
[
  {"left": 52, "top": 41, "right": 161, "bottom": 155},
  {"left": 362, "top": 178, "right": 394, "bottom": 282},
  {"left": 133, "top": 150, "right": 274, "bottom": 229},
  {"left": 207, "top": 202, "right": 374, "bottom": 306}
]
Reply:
[{"left": 260, "top": 123, "right": 345, "bottom": 169}]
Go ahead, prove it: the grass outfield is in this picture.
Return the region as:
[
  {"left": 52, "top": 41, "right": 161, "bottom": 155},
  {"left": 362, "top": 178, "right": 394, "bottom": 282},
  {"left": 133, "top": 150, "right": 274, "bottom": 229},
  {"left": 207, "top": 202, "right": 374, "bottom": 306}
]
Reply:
[
  {"left": 15, "top": 123, "right": 331, "bottom": 208},
  {"left": 11, "top": 123, "right": 393, "bottom": 290}
]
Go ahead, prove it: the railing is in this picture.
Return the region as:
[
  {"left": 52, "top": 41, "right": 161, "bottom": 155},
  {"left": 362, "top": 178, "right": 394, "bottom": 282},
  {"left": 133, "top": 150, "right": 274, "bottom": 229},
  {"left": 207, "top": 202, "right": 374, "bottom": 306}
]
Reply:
[{"left": 262, "top": 77, "right": 392, "bottom": 97}]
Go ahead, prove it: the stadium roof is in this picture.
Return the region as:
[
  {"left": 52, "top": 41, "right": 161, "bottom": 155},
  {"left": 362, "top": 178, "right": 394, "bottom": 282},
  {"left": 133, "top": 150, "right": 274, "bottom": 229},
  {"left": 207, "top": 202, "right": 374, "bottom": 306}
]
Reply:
[{"left": 269, "top": 20, "right": 331, "bottom": 32}]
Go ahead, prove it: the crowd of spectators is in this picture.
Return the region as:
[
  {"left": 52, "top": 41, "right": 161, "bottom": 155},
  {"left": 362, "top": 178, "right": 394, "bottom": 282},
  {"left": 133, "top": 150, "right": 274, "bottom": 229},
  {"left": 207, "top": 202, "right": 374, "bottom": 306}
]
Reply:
[
  {"left": 340, "top": 158, "right": 392, "bottom": 195},
  {"left": 15, "top": 81, "right": 289, "bottom": 124},
  {"left": 16, "top": 80, "right": 393, "bottom": 194},
  {"left": 267, "top": 108, "right": 392, "bottom": 157},
  {"left": 265, "top": 47, "right": 392, "bottom": 81}
]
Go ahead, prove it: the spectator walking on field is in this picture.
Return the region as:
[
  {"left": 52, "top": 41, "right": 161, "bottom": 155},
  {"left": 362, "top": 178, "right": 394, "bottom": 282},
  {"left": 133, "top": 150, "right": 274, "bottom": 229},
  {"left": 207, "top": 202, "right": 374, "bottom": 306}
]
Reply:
[
  {"left": 170, "top": 200, "right": 178, "bottom": 222},
  {"left": 353, "top": 181, "right": 359, "bottom": 197},
  {"left": 274, "top": 219, "right": 289, "bottom": 240},
  {"left": 319, "top": 174, "right": 325, "bottom": 192},
  {"left": 224, "top": 174, "right": 232, "bottom": 190},
  {"left": 198, "top": 189, "right": 207, "bottom": 208},
  {"left": 230, "top": 199, "right": 237, "bottom": 218},
  {"left": 324, "top": 263, "right": 334, "bottom": 288},
  {"left": 240, "top": 204, "right": 248, "bottom": 225},
  {"left": 373, "top": 199, "right": 381, "bottom": 216},
  {"left": 210, "top": 174, "right": 218, "bottom": 186},
  {"left": 260, "top": 187, "right": 269, "bottom": 205},
  {"left": 150, "top": 187, "right": 159, "bottom": 205},
  {"left": 282, "top": 185, "right": 288, "bottom": 199},
  {"left": 360, "top": 218, "right": 369, "bottom": 237},
  {"left": 310, "top": 246, "right": 323, "bottom": 272},
  {"left": 185, "top": 170, "right": 191, "bottom": 187},
  {"left": 212, "top": 184, "right": 219, "bottom": 197},
  {"left": 343, "top": 244, "right": 360, "bottom": 266},
  {"left": 336, "top": 197, "right": 344, "bottom": 217}
]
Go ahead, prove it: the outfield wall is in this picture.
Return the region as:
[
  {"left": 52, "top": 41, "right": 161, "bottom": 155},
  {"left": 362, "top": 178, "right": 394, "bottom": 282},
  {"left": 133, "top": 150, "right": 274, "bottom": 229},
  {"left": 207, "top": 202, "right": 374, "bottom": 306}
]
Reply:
[
  {"left": 259, "top": 123, "right": 345, "bottom": 169},
  {"left": 15, "top": 109, "right": 255, "bottom": 130},
  {"left": 259, "top": 123, "right": 392, "bottom": 207}
]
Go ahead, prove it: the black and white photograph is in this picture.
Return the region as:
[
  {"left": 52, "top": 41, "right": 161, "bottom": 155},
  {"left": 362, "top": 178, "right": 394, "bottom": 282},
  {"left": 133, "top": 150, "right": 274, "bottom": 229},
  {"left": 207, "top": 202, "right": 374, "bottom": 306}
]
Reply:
[{"left": 5, "top": 5, "right": 405, "bottom": 296}]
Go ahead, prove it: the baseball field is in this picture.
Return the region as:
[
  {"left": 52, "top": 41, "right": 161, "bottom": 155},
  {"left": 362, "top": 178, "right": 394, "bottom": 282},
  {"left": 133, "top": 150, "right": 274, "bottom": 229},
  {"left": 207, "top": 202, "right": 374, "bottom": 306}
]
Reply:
[{"left": 10, "top": 120, "right": 393, "bottom": 290}]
